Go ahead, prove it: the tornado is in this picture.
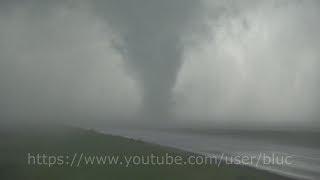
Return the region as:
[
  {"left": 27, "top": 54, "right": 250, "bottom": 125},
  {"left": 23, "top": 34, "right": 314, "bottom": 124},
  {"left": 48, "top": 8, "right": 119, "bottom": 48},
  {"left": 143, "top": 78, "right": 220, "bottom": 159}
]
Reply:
[{"left": 95, "top": 0, "right": 202, "bottom": 122}]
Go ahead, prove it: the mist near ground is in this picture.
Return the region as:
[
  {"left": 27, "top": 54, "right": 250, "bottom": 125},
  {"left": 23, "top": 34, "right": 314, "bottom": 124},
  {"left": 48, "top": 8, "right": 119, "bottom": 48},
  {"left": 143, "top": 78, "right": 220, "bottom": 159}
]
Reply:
[{"left": 0, "top": 0, "right": 319, "bottom": 129}]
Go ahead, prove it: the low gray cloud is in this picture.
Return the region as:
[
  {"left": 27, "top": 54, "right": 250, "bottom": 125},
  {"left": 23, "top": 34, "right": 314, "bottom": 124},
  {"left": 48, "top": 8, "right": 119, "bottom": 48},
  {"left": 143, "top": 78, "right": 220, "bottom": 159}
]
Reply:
[
  {"left": 0, "top": 2, "right": 141, "bottom": 124},
  {"left": 174, "top": 0, "right": 320, "bottom": 127},
  {"left": 0, "top": 0, "right": 319, "bottom": 128}
]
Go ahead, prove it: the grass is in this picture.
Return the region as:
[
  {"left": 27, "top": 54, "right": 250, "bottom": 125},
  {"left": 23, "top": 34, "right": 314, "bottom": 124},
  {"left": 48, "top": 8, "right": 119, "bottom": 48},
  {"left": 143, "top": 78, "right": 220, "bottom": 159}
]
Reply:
[{"left": 0, "top": 124, "right": 293, "bottom": 180}]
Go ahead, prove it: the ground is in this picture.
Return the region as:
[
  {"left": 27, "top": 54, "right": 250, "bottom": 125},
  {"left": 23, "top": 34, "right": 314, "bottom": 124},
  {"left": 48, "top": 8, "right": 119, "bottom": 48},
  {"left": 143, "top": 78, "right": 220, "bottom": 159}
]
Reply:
[{"left": 0, "top": 124, "right": 293, "bottom": 180}]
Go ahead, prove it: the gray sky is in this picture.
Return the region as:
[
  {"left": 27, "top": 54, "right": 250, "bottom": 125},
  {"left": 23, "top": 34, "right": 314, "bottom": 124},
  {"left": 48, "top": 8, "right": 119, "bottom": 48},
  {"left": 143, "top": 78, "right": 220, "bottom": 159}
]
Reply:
[{"left": 0, "top": 0, "right": 319, "bottom": 128}]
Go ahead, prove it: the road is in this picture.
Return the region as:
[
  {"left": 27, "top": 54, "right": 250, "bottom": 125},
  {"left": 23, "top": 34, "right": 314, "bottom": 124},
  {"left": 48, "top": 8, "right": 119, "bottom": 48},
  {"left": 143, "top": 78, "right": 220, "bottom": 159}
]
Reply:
[{"left": 101, "top": 127, "right": 320, "bottom": 180}]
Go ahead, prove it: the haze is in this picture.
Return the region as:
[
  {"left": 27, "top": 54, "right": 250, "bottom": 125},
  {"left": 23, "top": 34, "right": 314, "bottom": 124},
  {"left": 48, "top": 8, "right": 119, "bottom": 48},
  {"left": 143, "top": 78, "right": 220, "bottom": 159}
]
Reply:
[{"left": 0, "top": 0, "right": 319, "bottom": 129}]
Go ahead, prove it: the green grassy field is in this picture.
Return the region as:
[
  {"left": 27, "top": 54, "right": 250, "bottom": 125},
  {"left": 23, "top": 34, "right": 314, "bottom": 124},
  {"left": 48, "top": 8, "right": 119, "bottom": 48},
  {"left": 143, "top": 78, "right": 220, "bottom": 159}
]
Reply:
[{"left": 0, "top": 125, "right": 292, "bottom": 180}]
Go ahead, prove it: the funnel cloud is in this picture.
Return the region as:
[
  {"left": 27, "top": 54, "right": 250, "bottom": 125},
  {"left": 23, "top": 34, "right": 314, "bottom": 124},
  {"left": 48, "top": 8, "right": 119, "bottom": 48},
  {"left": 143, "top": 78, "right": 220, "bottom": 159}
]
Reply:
[{"left": 94, "top": 0, "right": 203, "bottom": 122}]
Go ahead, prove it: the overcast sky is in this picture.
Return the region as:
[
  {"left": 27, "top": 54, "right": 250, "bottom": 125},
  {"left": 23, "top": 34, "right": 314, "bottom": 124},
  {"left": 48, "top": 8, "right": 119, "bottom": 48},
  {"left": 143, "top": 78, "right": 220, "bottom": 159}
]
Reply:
[{"left": 0, "top": 0, "right": 319, "bottom": 128}]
